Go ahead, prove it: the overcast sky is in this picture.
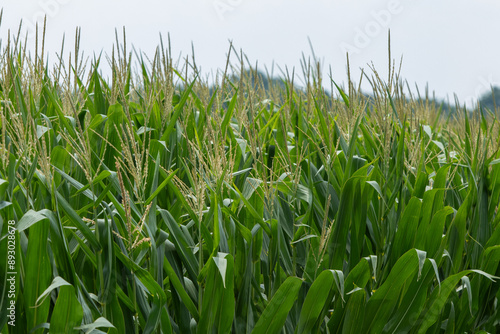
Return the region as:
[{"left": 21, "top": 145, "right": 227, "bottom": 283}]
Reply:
[{"left": 1, "top": 0, "right": 499, "bottom": 105}]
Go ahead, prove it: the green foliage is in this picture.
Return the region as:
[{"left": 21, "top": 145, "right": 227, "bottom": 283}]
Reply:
[{"left": 0, "top": 30, "right": 500, "bottom": 334}]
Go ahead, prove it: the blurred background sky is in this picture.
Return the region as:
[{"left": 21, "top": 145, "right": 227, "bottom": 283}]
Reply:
[{"left": 1, "top": 0, "right": 499, "bottom": 106}]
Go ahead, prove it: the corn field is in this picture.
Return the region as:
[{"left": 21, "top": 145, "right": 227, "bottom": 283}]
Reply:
[{"left": 1, "top": 26, "right": 500, "bottom": 333}]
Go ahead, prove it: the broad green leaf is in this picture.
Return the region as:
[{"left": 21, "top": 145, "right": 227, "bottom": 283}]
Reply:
[
  {"left": 297, "top": 270, "right": 343, "bottom": 334},
  {"left": 50, "top": 285, "right": 83, "bottom": 334},
  {"left": 16, "top": 209, "right": 47, "bottom": 232},
  {"left": 362, "top": 249, "right": 420, "bottom": 333},
  {"left": 251, "top": 276, "right": 302, "bottom": 334},
  {"left": 342, "top": 288, "right": 366, "bottom": 334},
  {"left": 36, "top": 276, "right": 72, "bottom": 306},
  {"left": 24, "top": 218, "right": 51, "bottom": 333},
  {"left": 416, "top": 269, "right": 498, "bottom": 333},
  {"left": 74, "top": 317, "right": 116, "bottom": 333},
  {"left": 197, "top": 253, "right": 235, "bottom": 334}
]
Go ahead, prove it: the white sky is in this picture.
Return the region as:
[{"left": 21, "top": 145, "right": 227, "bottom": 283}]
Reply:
[{"left": 1, "top": 0, "right": 500, "bottom": 105}]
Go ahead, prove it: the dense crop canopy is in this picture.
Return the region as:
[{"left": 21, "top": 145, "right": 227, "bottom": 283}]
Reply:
[{"left": 1, "top": 28, "right": 500, "bottom": 333}]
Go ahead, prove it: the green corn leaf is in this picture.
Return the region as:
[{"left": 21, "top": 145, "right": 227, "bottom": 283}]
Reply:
[
  {"left": 74, "top": 317, "right": 116, "bottom": 333},
  {"left": 251, "top": 277, "right": 302, "bottom": 334},
  {"left": 362, "top": 249, "right": 421, "bottom": 333},
  {"left": 416, "top": 269, "right": 498, "bottom": 334},
  {"left": 24, "top": 217, "right": 51, "bottom": 333},
  {"left": 49, "top": 285, "right": 83, "bottom": 334},
  {"left": 297, "top": 270, "right": 343, "bottom": 334},
  {"left": 342, "top": 288, "right": 366, "bottom": 334}
]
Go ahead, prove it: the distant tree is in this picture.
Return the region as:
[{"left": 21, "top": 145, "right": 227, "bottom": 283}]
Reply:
[{"left": 478, "top": 86, "right": 500, "bottom": 112}]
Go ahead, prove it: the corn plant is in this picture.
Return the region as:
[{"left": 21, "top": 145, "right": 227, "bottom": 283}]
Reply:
[{"left": 0, "top": 23, "right": 499, "bottom": 333}]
